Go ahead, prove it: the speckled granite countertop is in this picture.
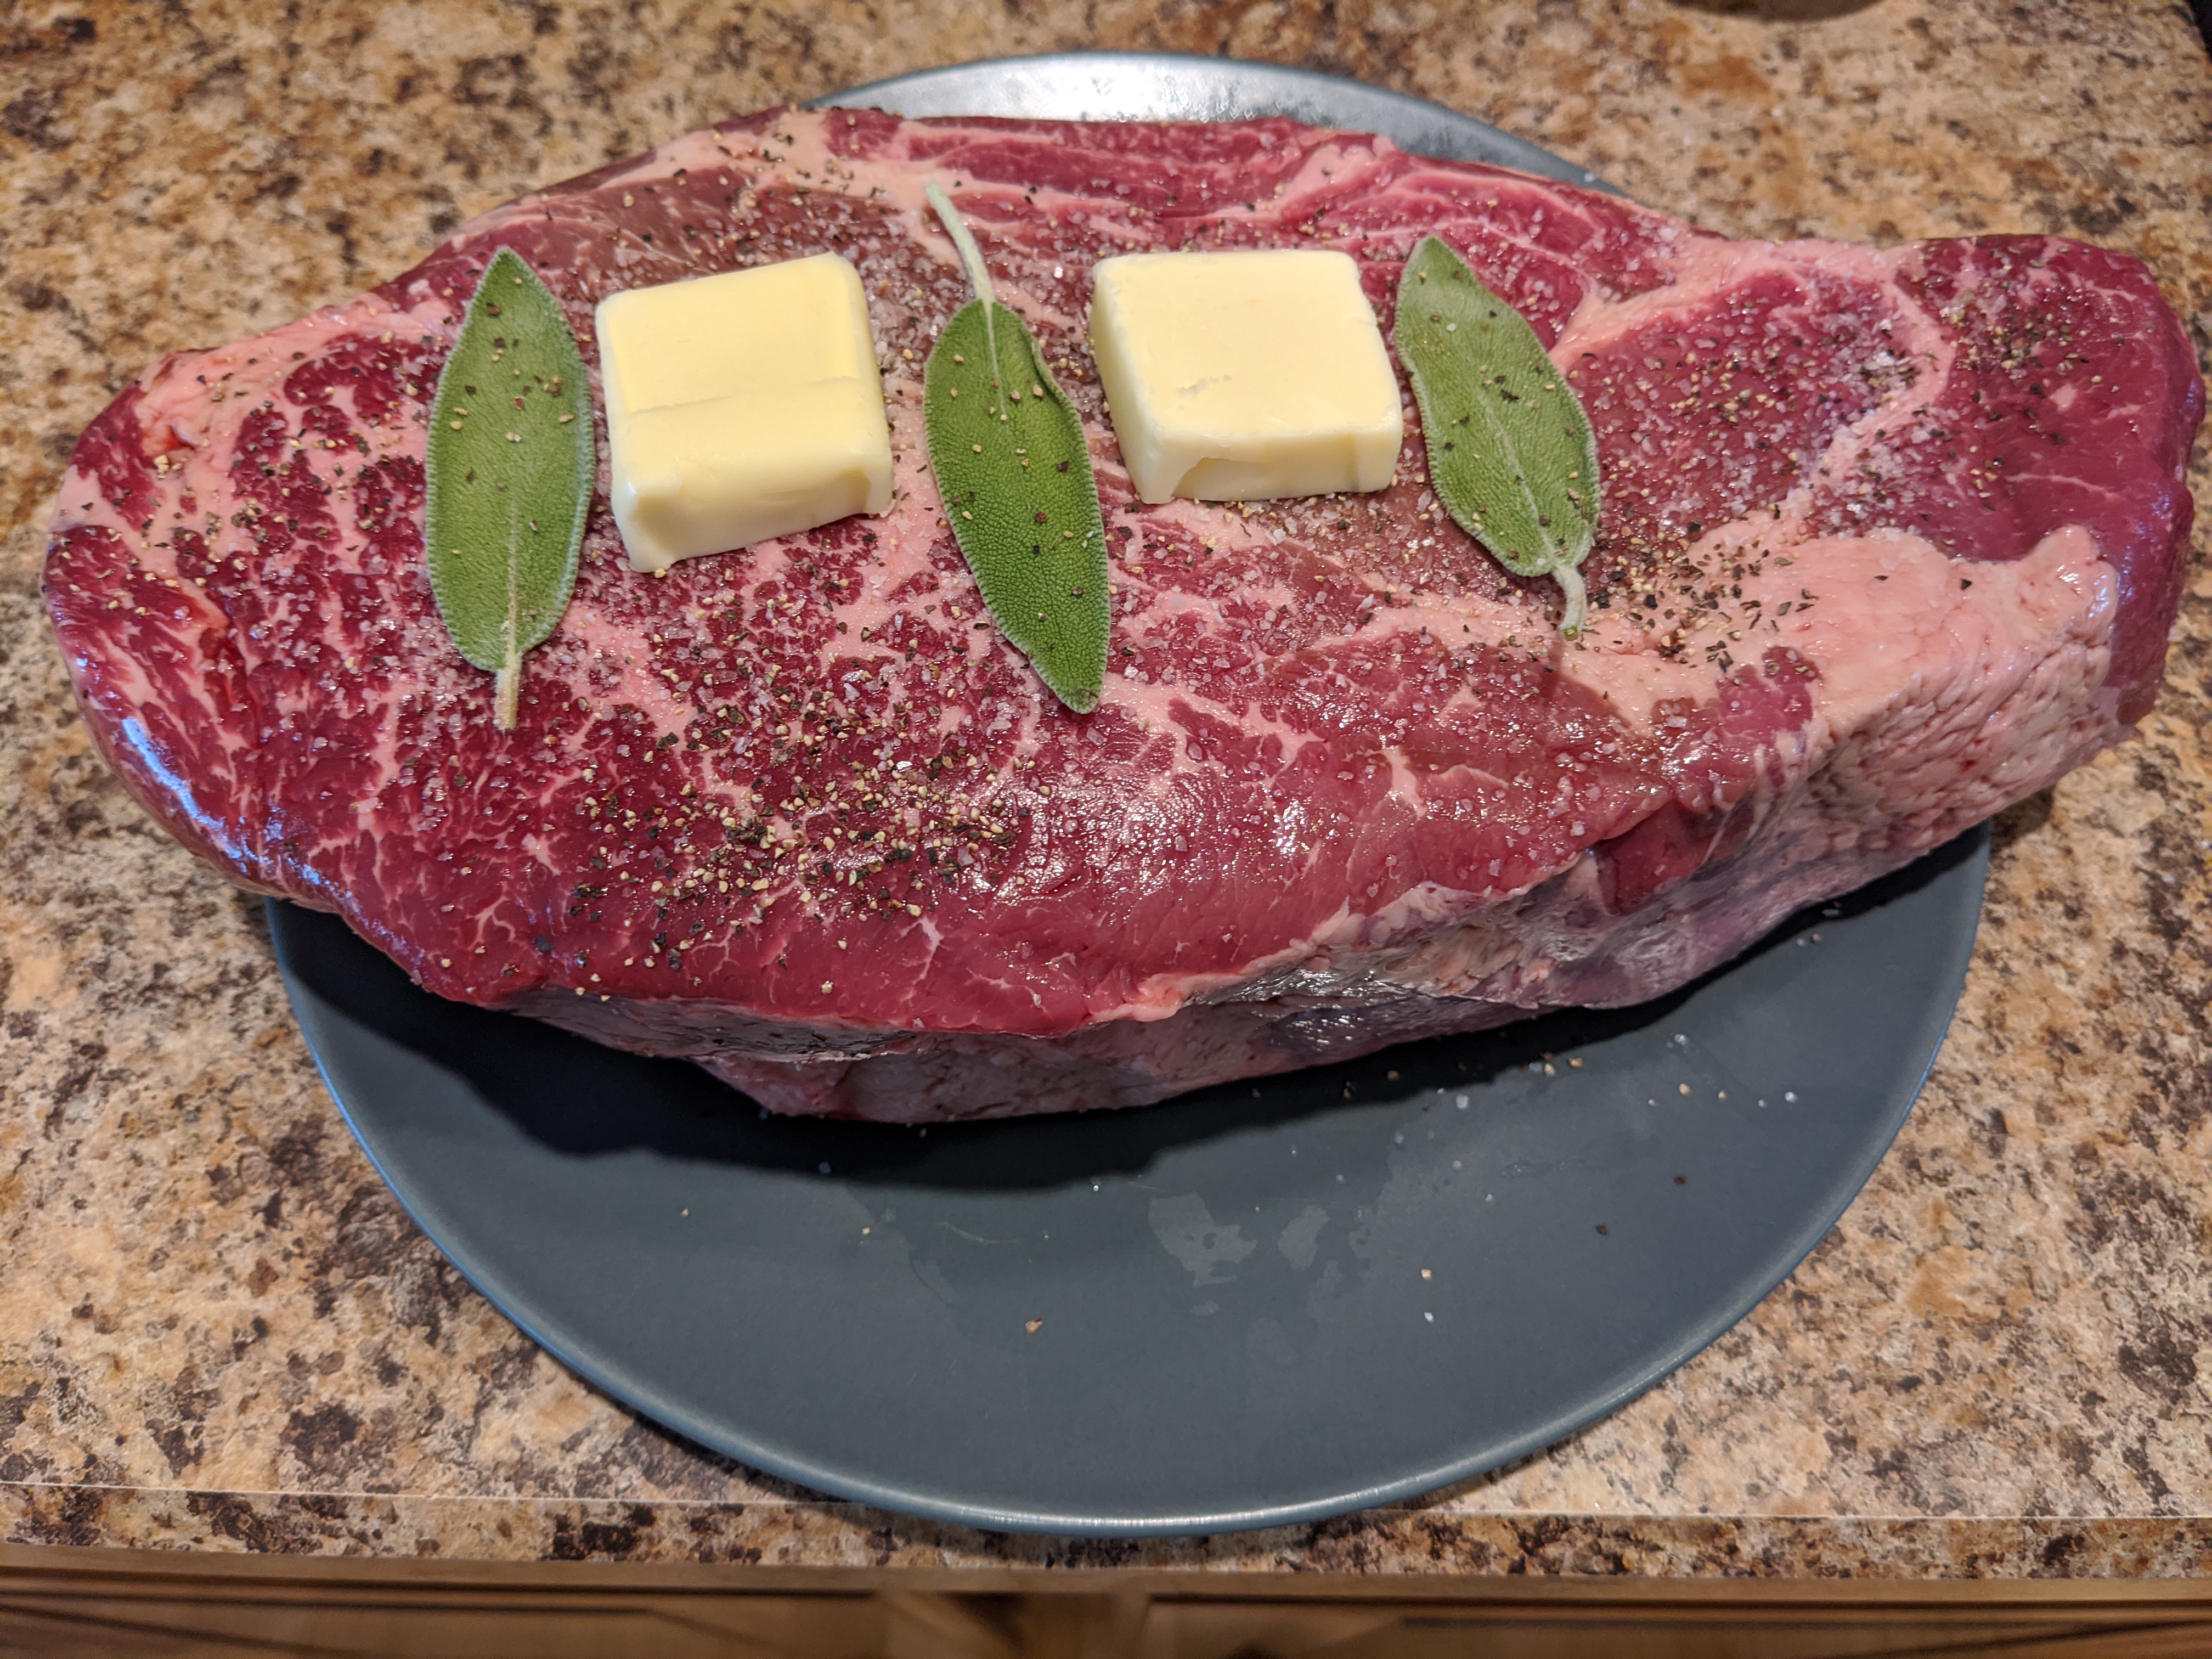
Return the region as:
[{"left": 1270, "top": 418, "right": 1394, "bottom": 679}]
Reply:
[{"left": 3, "top": 0, "right": 2209, "bottom": 1577}]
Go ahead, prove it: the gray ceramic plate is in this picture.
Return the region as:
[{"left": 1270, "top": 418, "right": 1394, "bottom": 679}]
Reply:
[{"left": 268, "top": 56, "right": 1990, "bottom": 1537}]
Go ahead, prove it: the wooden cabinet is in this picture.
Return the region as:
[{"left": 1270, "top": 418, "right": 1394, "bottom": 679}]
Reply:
[{"left": 6, "top": 1548, "right": 2211, "bottom": 1658}]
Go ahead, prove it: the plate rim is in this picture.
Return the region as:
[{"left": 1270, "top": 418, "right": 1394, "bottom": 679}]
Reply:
[{"left": 810, "top": 50, "right": 1621, "bottom": 194}]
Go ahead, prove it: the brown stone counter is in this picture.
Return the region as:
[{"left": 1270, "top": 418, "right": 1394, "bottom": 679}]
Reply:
[{"left": 2, "top": 0, "right": 2209, "bottom": 1584}]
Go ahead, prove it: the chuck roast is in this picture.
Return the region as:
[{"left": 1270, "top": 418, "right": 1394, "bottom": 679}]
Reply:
[{"left": 44, "top": 108, "right": 2203, "bottom": 1120}]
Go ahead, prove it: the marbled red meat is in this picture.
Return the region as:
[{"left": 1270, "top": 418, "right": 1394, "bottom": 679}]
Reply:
[{"left": 43, "top": 108, "right": 2203, "bottom": 1119}]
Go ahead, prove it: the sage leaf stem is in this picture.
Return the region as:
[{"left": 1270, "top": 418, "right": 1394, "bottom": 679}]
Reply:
[{"left": 926, "top": 179, "right": 997, "bottom": 310}]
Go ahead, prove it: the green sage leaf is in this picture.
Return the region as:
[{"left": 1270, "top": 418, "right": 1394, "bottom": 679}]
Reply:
[
  {"left": 922, "top": 182, "right": 1109, "bottom": 714},
  {"left": 425, "top": 245, "right": 594, "bottom": 729},
  {"left": 1394, "top": 235, "right": 1601, "bottom": 635}
]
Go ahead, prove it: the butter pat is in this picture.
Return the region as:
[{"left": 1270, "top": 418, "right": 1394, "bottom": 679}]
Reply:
[
  {"left": 1088, "top": 250, "right": 1402, "bottom": 505},
  {"left": 595, "top": 253, "right": 894, "bottom": 572}
]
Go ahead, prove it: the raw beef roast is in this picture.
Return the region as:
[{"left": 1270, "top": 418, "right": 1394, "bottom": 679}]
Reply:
[{"left": 45, "top": 109, "right": 2203, "bottom": 1120}]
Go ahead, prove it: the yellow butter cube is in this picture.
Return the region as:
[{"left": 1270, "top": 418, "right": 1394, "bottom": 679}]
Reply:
[
  {"left": 595, "top": 253, "right": 894, "bottom": 572},
  {"left": 1087, "top": 250, "right": 1403, "bottom": 505}
]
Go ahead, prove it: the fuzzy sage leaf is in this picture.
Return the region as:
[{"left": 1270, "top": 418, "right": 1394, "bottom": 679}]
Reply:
[
  {"left": 923, "top": 180, "right": 1109, "bottom": 713},
  {"left": 1395, "top": 236, "right": 1601, "bottom": 636},
  {"left": 425, "top": 246, "right": 594, "bottom": 729}
]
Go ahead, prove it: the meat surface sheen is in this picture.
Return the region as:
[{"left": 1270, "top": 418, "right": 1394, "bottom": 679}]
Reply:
[{"left": 44, "top": 109, "right": 2203, "bottom": 1121}]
